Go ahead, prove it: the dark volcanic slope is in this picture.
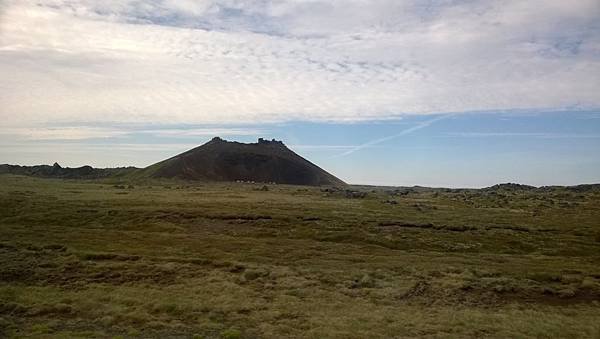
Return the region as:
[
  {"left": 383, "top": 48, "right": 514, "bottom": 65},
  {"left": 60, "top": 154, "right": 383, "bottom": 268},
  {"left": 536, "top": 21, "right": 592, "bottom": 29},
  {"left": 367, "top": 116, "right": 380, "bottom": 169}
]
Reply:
[{"left": 141, "top": 137, "right": 346, "bottom": 186}]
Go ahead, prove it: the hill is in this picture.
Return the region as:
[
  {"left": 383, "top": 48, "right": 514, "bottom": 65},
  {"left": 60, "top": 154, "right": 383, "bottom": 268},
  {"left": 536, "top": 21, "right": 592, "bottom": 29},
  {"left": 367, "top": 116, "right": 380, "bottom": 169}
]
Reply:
[
  {"left": 138, "top": 137, "right": 345, "bottom": 186},
  {"left": 0, "top": 162, "right": 136, "bottom": 179}
]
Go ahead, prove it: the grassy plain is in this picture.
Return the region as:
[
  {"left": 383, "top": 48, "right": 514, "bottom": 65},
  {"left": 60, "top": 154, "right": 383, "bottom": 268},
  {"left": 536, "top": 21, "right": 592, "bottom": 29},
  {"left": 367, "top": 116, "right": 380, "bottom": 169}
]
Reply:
[{"left": 1, "top": 174, "right": 599, "bottom": 338}]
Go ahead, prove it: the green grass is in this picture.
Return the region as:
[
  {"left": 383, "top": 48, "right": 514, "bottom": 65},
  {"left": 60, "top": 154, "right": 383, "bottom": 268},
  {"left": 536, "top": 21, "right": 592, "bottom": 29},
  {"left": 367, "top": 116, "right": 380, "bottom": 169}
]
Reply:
[{"left": 1, "top": 174, "right": 599, "bottom": 338}]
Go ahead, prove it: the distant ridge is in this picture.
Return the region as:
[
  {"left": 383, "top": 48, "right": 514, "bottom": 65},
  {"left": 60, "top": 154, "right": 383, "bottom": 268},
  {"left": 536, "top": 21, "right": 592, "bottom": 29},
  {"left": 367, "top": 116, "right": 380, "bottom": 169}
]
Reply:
[
  {"left": 137, "top": 137, "right": 346, "bottom": 186},
  {"left": 483, "top": 182, "right": 600, "bottom": 192},
  {"left": 0, "top": 163, "right": 136, "bottom": 179},
  {"left": 484, "top": 183, "right": 537, "bottom": 191}
]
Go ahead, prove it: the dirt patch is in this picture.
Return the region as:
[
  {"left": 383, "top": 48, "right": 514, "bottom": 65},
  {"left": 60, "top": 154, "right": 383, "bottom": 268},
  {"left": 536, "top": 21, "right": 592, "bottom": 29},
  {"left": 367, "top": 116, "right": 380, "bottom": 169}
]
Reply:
[
  {"left": 378, "top": 222, "right": 477, "bottom": 232},
  {"left": 396, "top": 277, "right": 600, "bottom": 307},
  {"left": 0, "top": 244, "right": 182, "bottom": 287}
]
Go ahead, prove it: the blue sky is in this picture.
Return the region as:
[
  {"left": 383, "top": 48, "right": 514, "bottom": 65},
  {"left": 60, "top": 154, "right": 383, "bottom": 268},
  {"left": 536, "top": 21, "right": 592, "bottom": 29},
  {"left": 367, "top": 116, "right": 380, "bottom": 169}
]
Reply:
[
  {"left": 2, "top": 110, "right": 599, "bottom": 187},
  {"left": 1, "top": 1, "right": 599, "bottom": 187}
]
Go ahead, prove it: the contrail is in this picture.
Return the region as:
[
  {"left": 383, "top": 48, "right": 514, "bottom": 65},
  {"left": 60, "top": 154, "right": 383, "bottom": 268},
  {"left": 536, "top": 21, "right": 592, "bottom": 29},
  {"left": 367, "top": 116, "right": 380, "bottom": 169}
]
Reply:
[{"left": 336, "top": 114, "right": 452, "bottom": 157}]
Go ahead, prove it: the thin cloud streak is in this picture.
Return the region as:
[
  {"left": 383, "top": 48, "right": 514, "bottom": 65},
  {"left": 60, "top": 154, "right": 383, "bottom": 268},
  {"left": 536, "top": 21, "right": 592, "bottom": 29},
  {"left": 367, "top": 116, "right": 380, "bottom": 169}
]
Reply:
[
  {"left": 336, "top": 114, "right": 452, "bottom": 157},
  {"left": 0, "top": 126, "right": 264, "bottom": 141},
  {"left": 0, "top": 143, "right": 200, "bottom": 153},
  {"left": 289, "top": 145, "right": 359, "bottom": 151},
  {"left": 446, "top": 132, "right": 600, "bottom": 138},
  {"left": 0, "top": 127, "right": 129, "bottom": 140},
  {"left": 139, "top": 128, "right": 265, "bottom": 138}
]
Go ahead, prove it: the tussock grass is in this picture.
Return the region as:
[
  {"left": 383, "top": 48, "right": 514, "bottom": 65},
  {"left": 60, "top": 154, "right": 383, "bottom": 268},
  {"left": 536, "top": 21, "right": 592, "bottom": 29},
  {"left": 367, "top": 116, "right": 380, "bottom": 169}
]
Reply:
[{"left": 0, "top": 175, "right": 599, "bottom": 337}]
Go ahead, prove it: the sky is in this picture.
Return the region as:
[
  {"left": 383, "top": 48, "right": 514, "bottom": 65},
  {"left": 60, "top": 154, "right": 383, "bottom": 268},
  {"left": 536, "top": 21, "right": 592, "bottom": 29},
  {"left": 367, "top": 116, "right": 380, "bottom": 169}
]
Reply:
[{"left": 1, "top": 0, "right": 599, "bottom": 187}]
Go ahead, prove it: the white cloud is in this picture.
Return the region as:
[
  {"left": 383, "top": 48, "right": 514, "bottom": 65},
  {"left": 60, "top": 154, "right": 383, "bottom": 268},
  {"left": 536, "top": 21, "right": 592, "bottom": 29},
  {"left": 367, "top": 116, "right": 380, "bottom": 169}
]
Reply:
[{"left": 0, "top": 0, "right": 599, "bottom": 129}]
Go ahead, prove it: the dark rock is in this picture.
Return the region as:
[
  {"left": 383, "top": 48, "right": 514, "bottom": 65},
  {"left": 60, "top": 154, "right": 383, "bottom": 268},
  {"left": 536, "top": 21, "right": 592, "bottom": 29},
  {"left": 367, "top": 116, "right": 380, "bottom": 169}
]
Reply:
[{"left": 345, "top": 190, "right": 367, "bottom": 199}]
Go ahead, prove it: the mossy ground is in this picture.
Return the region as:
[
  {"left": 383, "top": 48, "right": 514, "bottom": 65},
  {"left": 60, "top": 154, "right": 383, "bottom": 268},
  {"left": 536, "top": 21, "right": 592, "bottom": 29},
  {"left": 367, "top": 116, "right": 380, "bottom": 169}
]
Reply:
[{"left": 1, "top": 175, "right": 599, "bottom": 338}]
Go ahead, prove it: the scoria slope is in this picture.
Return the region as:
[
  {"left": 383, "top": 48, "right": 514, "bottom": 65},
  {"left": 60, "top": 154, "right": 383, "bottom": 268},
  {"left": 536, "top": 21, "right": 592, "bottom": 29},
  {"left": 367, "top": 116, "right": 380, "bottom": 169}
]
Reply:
[{"left": 141, "top": 137, "right": 345, "bottom": 186}]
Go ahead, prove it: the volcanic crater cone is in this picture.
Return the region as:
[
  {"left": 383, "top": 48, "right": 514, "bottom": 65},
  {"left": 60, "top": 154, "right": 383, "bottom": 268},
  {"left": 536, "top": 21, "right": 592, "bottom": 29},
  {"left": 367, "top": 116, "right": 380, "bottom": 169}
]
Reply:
[{"left": 142, "top": 137, "right": 345, "bottom": 186}]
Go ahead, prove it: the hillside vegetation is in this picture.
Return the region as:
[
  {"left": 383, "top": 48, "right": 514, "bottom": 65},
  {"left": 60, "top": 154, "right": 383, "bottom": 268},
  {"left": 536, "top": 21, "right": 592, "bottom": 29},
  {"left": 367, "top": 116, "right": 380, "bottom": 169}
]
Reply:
[{"left": 1, "top": 175, "right": 599, "bottom": 338}]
